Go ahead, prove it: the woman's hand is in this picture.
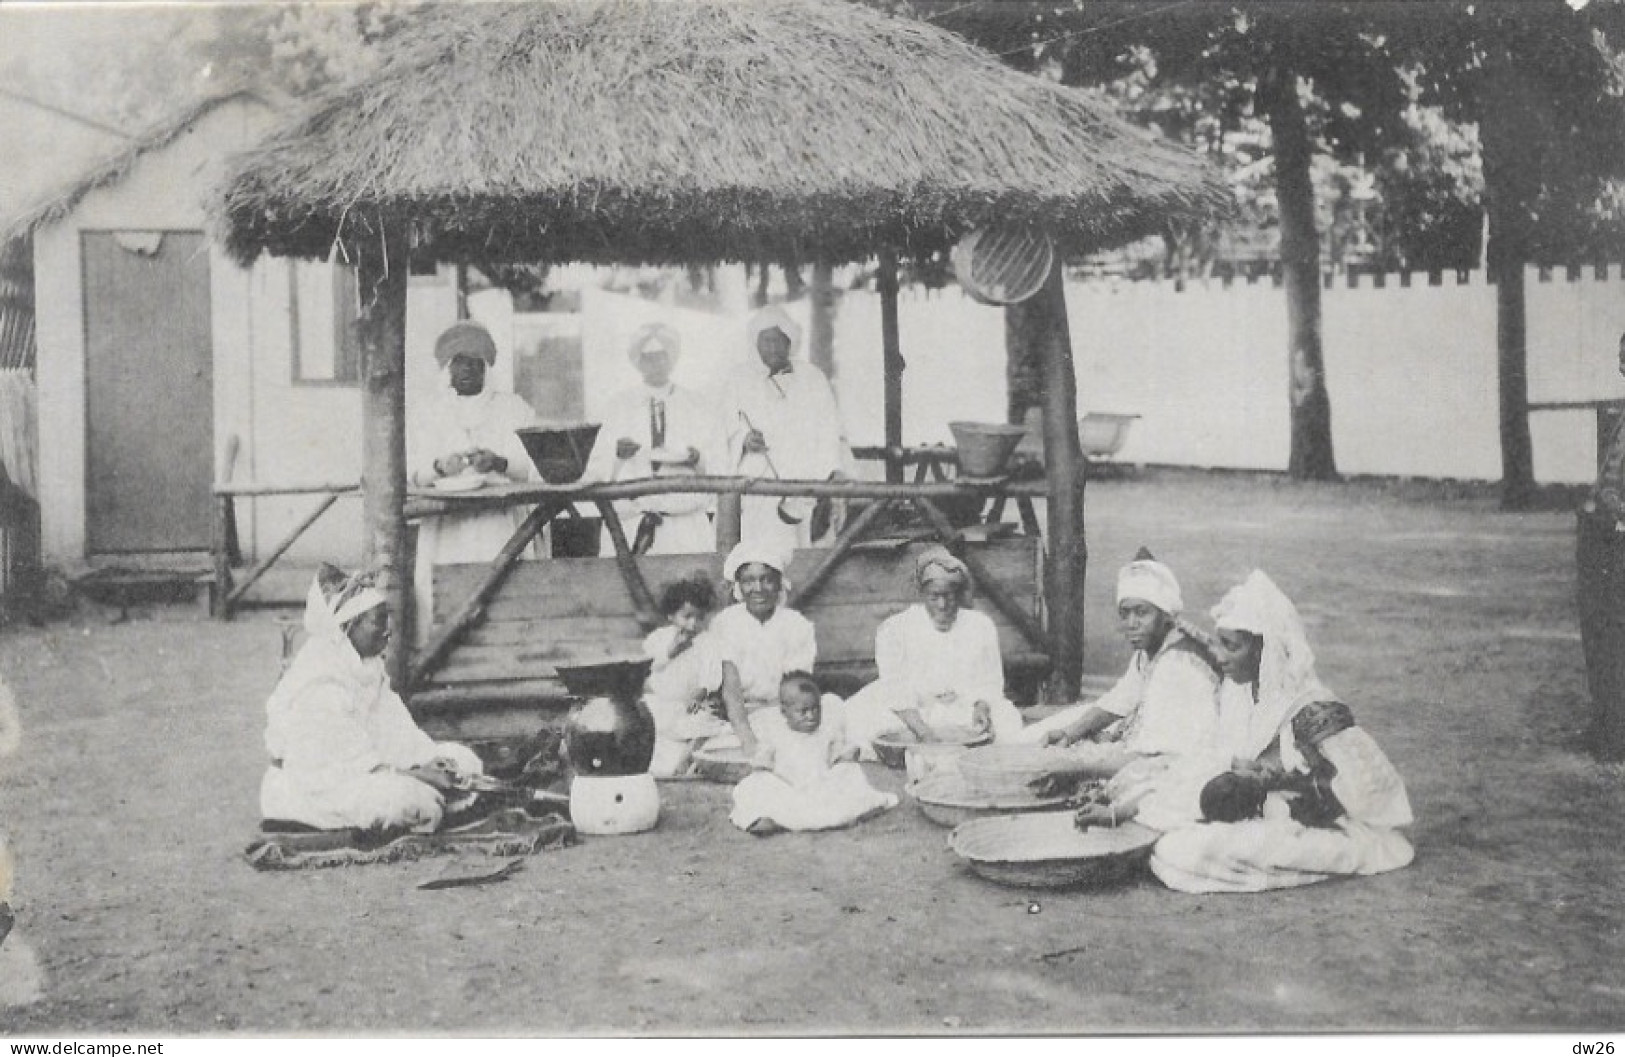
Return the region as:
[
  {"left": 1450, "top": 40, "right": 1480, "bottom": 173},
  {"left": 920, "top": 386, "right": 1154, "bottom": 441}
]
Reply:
[
  {"left": 1073, "top": 802, "right": 1119, "bottom": 830},
  {"left": 434, "top": 452, "right": 469, "bottom": 478},
  {"left": 1040, "top": 727, "right": 1076, "bottom": 748},
  {"left": 468, "top": 449, "right": 507, "bottom": 474},
  {"left": 971, "top": 701, "right": 993, "bottom": 736}
]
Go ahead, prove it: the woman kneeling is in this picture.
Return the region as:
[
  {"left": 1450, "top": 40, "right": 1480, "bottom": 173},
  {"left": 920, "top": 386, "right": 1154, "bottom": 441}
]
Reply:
[{"left": 260, "top": 565, "right": 483, "bottom": 835}]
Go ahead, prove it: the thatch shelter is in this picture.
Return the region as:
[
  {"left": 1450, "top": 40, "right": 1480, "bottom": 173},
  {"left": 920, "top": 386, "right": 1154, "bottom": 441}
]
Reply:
[{"left": 214, "top": 0, "right": 1228, "bottom": 701}]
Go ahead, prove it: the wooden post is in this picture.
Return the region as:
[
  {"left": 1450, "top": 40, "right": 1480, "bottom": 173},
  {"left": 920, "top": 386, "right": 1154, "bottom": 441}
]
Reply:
[
  {"left": 878, "top": 250, "right": 904, "bottom": 484},
  {"left": 211, "top": 494, "right": 234, "bottom": 619},
  {"left": 353, "top": 223, "right": 412, "bottom": 691},
  {"left": 1033, "top": 264, "right": 1086, "bottom": 704},
  {"left": 715, "top": 493, "right": 742, "bottom": 552}
]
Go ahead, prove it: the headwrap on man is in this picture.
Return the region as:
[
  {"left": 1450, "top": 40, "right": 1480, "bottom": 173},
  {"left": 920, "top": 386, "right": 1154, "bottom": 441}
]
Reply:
[
  {"left": 746, "top": 305, "right": 803, "bottom": 360},
  {"left": 433, "top": 321, "right": 498, "bottom": 368},
  {"left": 1115, "top": 548, "right": 1183, "bottom": 616},
  {"left": 915, "top": 546, "right": 971, "bottom": 594},
  {"left": 627, "top": 323, "right": 681, "bottom": 368}
]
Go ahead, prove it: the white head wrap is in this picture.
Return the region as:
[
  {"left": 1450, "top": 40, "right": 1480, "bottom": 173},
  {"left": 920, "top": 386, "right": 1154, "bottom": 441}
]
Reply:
[
  {"left": 746, "top": 305, "right": 802, "bottom": 362},
  {"left": 303, "top": 564, "right": 387, "bottom": 648},
  {"left": 1116, "top": 557, "right": 1182, "bottom": 615},
  {"left": 915, "top": 546, "right": 971, "bottom": 593},
  {"left": 1211, "top": 570, "right": 1334, "bottom": 771},
  {"left": 627, "top": 322, "right": 681, "bottom": 368},
  {"left": 723, "top": 539, "right": 791, "bottom": 589}
]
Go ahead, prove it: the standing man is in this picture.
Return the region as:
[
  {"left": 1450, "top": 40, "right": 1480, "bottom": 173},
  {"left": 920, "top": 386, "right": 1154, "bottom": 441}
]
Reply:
[
  {"left": 722, "top": 305, "right": 848, "bottom": 555},
  {"left": 408, "top": 321, "right": 537, "bottom": 642},
  {"left": 585, "top": 323, "right": 727, "bottom": 554}
]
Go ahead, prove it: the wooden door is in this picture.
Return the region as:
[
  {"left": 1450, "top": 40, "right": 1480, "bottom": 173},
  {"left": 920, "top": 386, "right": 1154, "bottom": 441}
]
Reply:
[{"left": 83, "top": 231, "right": 213, "bottom": 554}]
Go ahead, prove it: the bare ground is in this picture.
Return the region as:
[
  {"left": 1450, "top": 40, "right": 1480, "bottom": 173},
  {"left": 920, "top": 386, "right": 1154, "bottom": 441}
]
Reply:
[{"left": 1, "top": 470, "right": 1621, "bottom": 1035}]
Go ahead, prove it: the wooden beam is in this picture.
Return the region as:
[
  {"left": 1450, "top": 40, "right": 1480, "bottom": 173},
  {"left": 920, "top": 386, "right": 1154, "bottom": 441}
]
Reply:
[
  {"left": 211, "top": 494, "right": 234, "bottom": 619},
  {"left": 878, "top": 250, "right": 904, "bottom": 483},
  {"left": 593, "top": 500, "right": 662, "bottom": 630},
  {"left": 1033, "top": 264, "right": 1087, "bottom": 703},
  {"left": 405, "top": 476, "right": 1050, "bottom": 510},
  {"left": 214, "top": 481, "right": 360, "bottom": 497},
  {"left": 408, "top": 498, "right": 568, "bottom": 689},
  {"left": 223, "top": 493, "right": 340, "bottom": 610},
  {"left": 354, "top": 223, "right": 412, "bottom": 690},
  {"left": 786, "top": 498, "right": 892, "bottom": 609},
  {"left": 912, "top": 495, "right": 1047, "bottom": 654}
]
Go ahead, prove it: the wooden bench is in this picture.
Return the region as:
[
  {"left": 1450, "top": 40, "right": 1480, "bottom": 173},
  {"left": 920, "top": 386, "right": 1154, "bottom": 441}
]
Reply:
[{"left": 412, "top": 536, "right": 1050, "bottom": 738}]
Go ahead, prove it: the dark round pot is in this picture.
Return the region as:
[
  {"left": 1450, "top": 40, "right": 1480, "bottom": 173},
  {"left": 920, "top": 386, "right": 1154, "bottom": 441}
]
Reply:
[{"left": 561, "top": 658, "right": 656, "bottom": 776}]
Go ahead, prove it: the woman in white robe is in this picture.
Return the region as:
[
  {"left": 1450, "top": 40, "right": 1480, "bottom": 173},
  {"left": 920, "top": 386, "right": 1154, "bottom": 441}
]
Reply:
[
  {"left": 721, "top": 306, "right": 848, "bottom": 554},
  {"left": 844, "top": 547, "right": 1024, "bottom": 755},
  {"left": 706, "top": 540, "right": 817, "bottom": 756},
  {"left": 1139, "top": 571, "right": 1416, "bottom": 891},
  {"left": 260, "top": 565, "right": 483, "bottom": 833},
  {"left": 409, "top": 322, "right": 537, "bottom": 642},
  {"left": 584, "top": 323, "right": 727, "bottom": 555}
]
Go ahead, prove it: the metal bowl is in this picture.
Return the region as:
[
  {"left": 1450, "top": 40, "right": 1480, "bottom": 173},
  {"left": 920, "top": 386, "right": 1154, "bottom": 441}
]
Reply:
[
  {"left": 906, "top": 771, "right": 1072, "bottom": 828},
  {"left": 871, "top": 726, "right": 991, "bottom": 770}
]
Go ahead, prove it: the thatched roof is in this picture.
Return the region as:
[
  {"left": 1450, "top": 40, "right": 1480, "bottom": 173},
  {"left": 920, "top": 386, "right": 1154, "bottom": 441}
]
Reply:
[
  {"left": 3, "top": 87, "right": 281, "bottom": 245},
  {"left": 216, "top": 0, "right": 1230, "bottom": 267}
]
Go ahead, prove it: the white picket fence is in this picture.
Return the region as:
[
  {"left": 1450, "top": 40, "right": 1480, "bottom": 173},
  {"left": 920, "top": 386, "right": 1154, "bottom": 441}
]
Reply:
[{"left": 827, "top": 266, "right": 1625, "bottom": 485}]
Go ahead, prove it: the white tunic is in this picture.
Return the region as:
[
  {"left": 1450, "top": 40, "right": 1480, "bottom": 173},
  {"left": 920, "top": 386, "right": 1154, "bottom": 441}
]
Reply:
[
  {"left": 708, "top": 603, "right": 818, "bottom": 714},
  {"left": 408, "top": 386, "right": 538, "bottom": 638},
  {"left": 260, "top": 634, "right": 482, "bottom": 832},
  {"left": 585, "top": 383, "right": 728, "bottom": 554},
  {"left": 843, "top": 605, "right": 1025, "bottom": 748},
  {"left": 728, "top": 702, "right": 897, "bottom": 832},
  {"left": 721, "top": 362, "right": 846, "bottom": 553}
]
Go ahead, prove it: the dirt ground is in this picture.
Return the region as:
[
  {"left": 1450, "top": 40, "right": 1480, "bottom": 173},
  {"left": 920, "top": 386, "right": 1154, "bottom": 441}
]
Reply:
[{"left": 1, "top": 470, "right": 1622, "bottom": 1036}]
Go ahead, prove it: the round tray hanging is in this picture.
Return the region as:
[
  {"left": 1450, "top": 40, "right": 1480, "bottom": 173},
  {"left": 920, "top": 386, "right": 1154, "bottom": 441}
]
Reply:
[{"left": 951, "top": 225, "right": 1055, "bottom": 305}]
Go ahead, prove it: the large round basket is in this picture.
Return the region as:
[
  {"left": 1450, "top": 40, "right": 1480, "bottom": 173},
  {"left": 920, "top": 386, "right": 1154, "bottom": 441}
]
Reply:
[
  {"left": 949, "top": 814, "right": 1160, "bottom": 889},
  {"left": 951, "top": 226, "right": 1055, "bottom": 306},
  {"left": 691, "top": 745, "right": 755, "bottom": 784},
  {"left": 907, "top": 771, "right": 1071, "bottom": 828},
  {"left": 956, "top": 744, "right": 1073, "bottom": 799},
  {"left": 871, "top": 726, "right": 990, "bottom": 770}
]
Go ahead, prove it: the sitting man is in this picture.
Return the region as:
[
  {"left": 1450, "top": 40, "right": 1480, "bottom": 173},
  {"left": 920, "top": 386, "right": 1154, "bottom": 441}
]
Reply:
[
  {"left": 260, "top": 565, "right": 485, "bottom": 835},
  {"left": 1016, "top": 549, "right": 1220, "bottom": 784}
]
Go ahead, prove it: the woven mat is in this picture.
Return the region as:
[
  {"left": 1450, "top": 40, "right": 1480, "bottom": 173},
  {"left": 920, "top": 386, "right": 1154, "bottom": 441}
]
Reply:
[{"left": 243, "top": 809, "right": 576, "bottom": 871}]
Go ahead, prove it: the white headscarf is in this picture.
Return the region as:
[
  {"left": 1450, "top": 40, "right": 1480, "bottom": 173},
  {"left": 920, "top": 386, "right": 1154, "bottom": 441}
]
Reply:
[
  {"left": 723, "top": 539, "right": 792, "bottom": 600},
  {"left": 1116, "top": 557, "right": 1182, "bottom": 616},
  {"left": 915, "top": 546, "right": 971, "bottom": 594},
  {"left": 746, "top": 305, "right": 803, "bottom": 366},
  {"left": 1211, "top": 570, "right": 1334, "bottom": 769},
  {"left": 627, "top": 322, "right": 681, "bottom": 368},
  {"left": 303, "top": 564, "right": 387, "bottom": 649}
]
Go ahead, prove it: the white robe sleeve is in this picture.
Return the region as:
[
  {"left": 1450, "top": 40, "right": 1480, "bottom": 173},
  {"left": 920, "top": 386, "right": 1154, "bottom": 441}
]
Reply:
[
  {"left": 1127, "top": 651, "right": 1219, "bottom": 759},
  {"left": 370, "top": 686, "right": 446, "bottom": 770},
  {"left": 783, "top": 611, "right": 817, "bottom": 674},
  {"left": 963, "top": 611, "right": 1008, "bottom": 705},
  {"left": 490, "top": 393, "right": 536, "bottom": 482},
  {"left": 1092, "top": 663, "right": 1147, "bottom": 719}
]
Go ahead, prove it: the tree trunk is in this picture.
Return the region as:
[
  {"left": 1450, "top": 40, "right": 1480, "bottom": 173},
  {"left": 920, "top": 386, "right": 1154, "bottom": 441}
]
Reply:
[
  {"left": 354, "top": 226, "right": 411, "bottom": 689},
  {"left": 1479, "top": 52, "right": 1539, "bottom": 510},
  {"left": 808, "top": 262, "right": 837, "bottom": 380},
  {"left": 1263, "top": 64, "right": 1338, "bottom": 480},
  {"left": 1027, "top": 265, "right": 1087, "bottom": 705}
]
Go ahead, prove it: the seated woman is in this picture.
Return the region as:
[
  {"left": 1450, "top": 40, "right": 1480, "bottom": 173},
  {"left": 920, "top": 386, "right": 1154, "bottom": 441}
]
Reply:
[
  {"left": 729, "top": 672, "right": 897, "bottom": 835},
  {"left": 1073, "top": 571, "right": 1415, "bottom": 891},
  {"left": 260, "top": 565, "right": 484, "bottom": 835},
  {"left": 706, "top": 541, "right": 817, "bottom": 757},
  {"left": 844, "top": 547, "right": 1024, "bottom": 755}
]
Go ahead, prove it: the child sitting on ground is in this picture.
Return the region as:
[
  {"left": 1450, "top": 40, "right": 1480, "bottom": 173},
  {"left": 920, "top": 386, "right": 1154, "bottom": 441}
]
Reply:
[
  {"left": 729, "top": 671, "right": 898, "bottom": 836},
  {"left": 643, "top": 575, "right": 730, "bottom": 777}
]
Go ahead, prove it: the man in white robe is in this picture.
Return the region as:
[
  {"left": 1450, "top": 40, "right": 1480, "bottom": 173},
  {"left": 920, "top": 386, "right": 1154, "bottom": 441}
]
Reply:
[
  {"left": 408, "top": 322, "right": 537, "bottom": 642},
  {"left": 261, "top": 565, "right": 484, "bottom": 833},
  {"left": 584, "top": 323, "right": 727, "bottom": 554},
  {"left": 721, "top": 305, "right": 848, "bottom": 555}
]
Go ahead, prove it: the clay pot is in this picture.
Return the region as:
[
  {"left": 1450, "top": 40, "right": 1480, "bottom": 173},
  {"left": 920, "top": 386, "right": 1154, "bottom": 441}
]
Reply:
[{"left": 560, "top": 658, "right": 656, "bottom": 776}]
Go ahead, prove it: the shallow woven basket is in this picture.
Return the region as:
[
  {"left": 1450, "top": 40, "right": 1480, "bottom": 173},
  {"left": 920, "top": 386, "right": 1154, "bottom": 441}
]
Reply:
[
  {"left": 871, "top": 726, "right": 990, "bottom": 770},
  {"left": 956, "top": 745, "right": 1072, "bottom": 799},
  {"left": 949, "top": 814, "right": 1160, "bottom": 889},
  {"left": 906, "top": 771, "right": 1071, "bottom": 828},
  {"left": 691, "top": 745, "right": 754, "bottom": 784}
]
